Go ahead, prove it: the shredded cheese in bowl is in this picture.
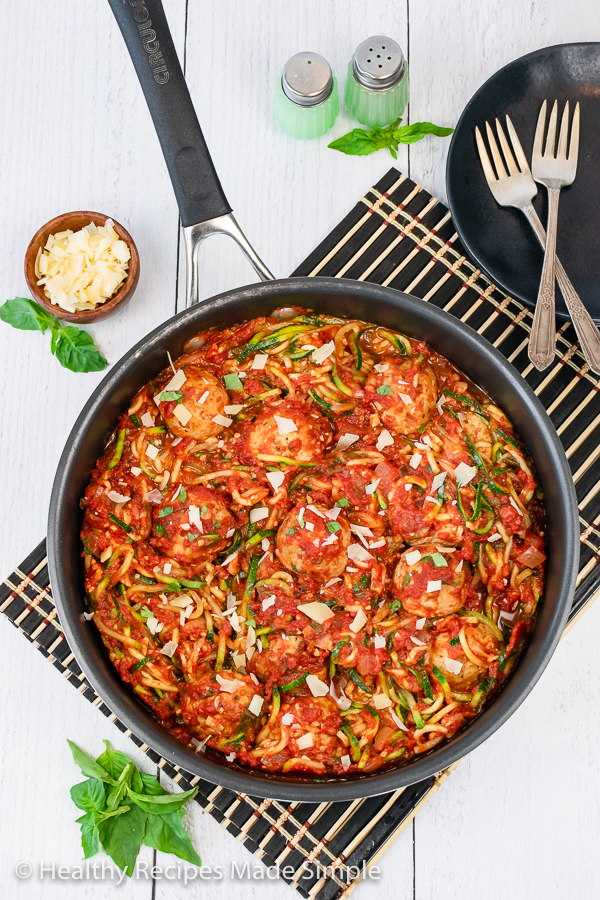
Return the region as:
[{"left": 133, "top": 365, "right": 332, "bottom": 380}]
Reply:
[{"left": 34, "top": 219, "right": 130, "bottom": 313}]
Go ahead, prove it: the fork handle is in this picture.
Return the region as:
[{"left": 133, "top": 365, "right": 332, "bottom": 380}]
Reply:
[
  {"left": 523, "top": 204, "right": 600, "bottom": 375},
  {"left": 529, "top": 187, "right": 560, "bottom": 370}
]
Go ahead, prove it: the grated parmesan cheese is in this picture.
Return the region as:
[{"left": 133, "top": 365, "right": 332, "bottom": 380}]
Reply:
[
  {"left": 376, "top": 429, "right": 394, "bottom": 451},
  {"left": 296, "top": 732, "right": 314, "bottom": 749},
  {"left": 297, "top": 601, "right": 334, "bottom": 624},
  {"left": 212, "top": 414, "right": 233, "bottom": 427},
  {"left": 249, "top": 507, "right": 269, "bottom": 524},
  {"left": 248, "top": 695, "right": 264, "bottom": 716},
  {"left": 311, "top": 341, "right": 335, "bottom": 364},
  {"left": 173, "top": 404, "right": 192, "bottom": 426},
  {"left": 349, "top": 609, "right": 368, "bottom": 633},
  {"left": 306, "top": 674, "right": 329, "bottom": 697},
  {"left": 35, "top": 219, "right": 130, "bottom": 313},
  {"left": 405, "top": 549, "right": 421, "bottom": 566},
  {"left": 444, "top": 657, "right": 463, "bottom": 675},
  {"left": 335, "top": 433, "right": 360, "bottom": 451},
  {"left": 266, "top": 471, "right": 285, "bottom": 491},
  {"left": 251, "top": 354, "right": 268, "bottom": 369},
  {"left": 274, "top": 415, "right": 297, "bottom": 435}
]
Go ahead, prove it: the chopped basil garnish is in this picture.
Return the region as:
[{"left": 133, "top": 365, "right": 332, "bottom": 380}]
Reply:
[{"left": 224, "top": 373, "right": 244, "bottom": 391}]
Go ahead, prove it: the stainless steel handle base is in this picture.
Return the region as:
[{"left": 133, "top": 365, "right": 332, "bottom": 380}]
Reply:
[{"left": 183, "top": 214, "right": 275, "bottom": 307}]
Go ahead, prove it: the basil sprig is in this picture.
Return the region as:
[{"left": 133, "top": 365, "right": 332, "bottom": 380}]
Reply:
[
  {"left": 328, "top": 117, "right": 454, "bottom": 159},
  {"left": 68, "top": 739, "right": 201, "bottom": 875},
  {"left": 0, "top": 297, "right": 108, "bottom": 372}
]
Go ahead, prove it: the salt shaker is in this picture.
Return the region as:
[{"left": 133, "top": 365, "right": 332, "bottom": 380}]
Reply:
[
  {"left": 275, "top": 52, "right": 339, "bottom": 140},
  {"left": 345, "top": 36, "right": 409, "bottom": 127}
]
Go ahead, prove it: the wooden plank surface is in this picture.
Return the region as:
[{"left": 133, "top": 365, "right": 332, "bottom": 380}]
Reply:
[{"left": 0, "top": 1, "right": 598, "bottom": 898}]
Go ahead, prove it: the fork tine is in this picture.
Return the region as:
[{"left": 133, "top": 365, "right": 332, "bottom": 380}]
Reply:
[
  {"left": 495, "top": 118, "right": 519, "bottom": 175},
  {"left": 505, "top": 115, "right": 531, "bottom": 173},
  {"left": 532, "top": 100, "right": 547, "bottom": 161},
  {"left": 568, "top": 101, "right": 580, "bottom": 163},
  {"left": 475, "top": 126, "right": 498, "bottom": 184},
  {"left": 485, "top": 121, "right": 508, "bottom": 178},
  {"left": 544, "top": 100, "right": 558, "bottom": 156},
  {"left": 557, "top": 101, "right": 570, "bottom": 158}
]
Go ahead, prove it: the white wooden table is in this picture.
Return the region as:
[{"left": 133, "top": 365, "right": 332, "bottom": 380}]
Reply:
[{"left": 1, "top": 2, "right": 599, "bottom": 898}]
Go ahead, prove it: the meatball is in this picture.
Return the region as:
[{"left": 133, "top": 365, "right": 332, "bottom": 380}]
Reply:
[
  {"left": 81, "top": 467, "right": 153, "bottom": 551},
  {"left": 246, "top": 631, "right": 318, "bottom": 683},
  {"left": 429, "top": 622, "right": 499, "bottom": 690},
  {"left": 240, "top": 399, "right": 331, "bottom": 464},
  {"left": 387, "top": 473, "right": 464, "bottom": 544},
  {"left": 365, "top": 356, "right": 437, "bottom": 434},
  {"left": 276, "top": 503, "right": 351, "bottom": 580},
  {"left": 150, "top": 484, "right": 234, "bottom": 564},
  {"left": 157, "top": 366, "right": 228, "bottom": 440},
  {"left": 392, "top": 544, "right": 467, "bottom": 618},
  {"left": 284, "top": 695, "right": 342, "bottom": 761},
  {"left": 180, "top": 669, "right": 263, "bottom": 742}
]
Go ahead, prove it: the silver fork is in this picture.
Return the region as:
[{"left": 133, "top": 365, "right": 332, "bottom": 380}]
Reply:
[
  {"left": 529, "top": 100, "right": 580, "bottom": 369},
  {"left": 475, "top": 115, "right": 600, "bottom": 375}
]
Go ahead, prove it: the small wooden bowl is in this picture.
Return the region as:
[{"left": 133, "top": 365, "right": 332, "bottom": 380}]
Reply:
[{"left": 24, "top": 211, "right": 140, "bottom": 323}]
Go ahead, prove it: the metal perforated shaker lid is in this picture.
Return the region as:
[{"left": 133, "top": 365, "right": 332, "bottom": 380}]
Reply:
[
  {"left": 281, "top": 52, "right": 334, "bottom": 107},
  {"left": 352, "top": 36, "right": 405, "bottom": 91}
]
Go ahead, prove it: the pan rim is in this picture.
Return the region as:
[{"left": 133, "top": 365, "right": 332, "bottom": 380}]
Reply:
[{"left": 48, "top": 276, "right": 578, "bottom": 801}]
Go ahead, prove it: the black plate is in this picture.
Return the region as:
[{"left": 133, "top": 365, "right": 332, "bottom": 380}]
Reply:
[{"left": 447, "top": 42, "right": 600, "bottom": 323}]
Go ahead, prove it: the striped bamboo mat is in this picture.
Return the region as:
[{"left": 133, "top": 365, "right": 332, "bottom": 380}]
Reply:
[{"left": 2, "top": 167, "right": 599, "bottom": 899}]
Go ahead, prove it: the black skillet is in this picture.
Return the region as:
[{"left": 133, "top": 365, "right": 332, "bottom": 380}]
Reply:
[{"left": 47, "top": 0, "right": 579, "bottom": 801}]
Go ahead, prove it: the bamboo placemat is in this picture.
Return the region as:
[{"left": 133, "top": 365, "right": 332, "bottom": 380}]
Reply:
[{"left": 2, "top": 167, "right": 599, "bottom": 899}]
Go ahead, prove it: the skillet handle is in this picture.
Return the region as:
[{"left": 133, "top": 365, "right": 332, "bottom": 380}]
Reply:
[{"left": 106, "top": 0, "right": 231, "bottom": 227}]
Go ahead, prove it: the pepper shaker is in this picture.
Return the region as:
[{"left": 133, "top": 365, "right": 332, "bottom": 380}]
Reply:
[
  {"left": 275, "top": 52, "right": 339, "bottom": 139},
  {"left": 345, "top": 36, "right": 409, "bottom": 127}
]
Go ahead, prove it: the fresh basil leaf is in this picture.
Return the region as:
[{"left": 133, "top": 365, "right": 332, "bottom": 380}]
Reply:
[
  {"left": 431, "top": 552, "right": 447, "bottom": 567},
  {"left": 127, "top": 785, "right": 198, "bottom": 815},
  {"left": 377, "top": 384, "right": 393, "bottom": 396},
  {"left": 97, "top": 804, "right": 148, "bottom": 876},
  {"left": 97, "top": 740, "right": 135, "bottom": 781},
  {"left": 143, "top": 809, "right": 201, "bottom": 866},
  {"left": 70, "top": 778, "right": 106, "bottom": 813},
  {"left": 178, "top": 486, "right": 187, "bottom": 503},
  {"left": 328, "top": 127, "right": 390, "bottom": 156},
  {"left": 224, "top": 373, "right": 243, "bottom": 391},
  {"left": 155, "top": 524, "right": 166, "bottom": 536},
  {"left": 140, "top": 606, "right": 154, "bottom": 619},
  {"left": 50, "top": 323, "right": 60, "bottom": 354},
  {"left": 159, "top": 390, "right": 182, "bottom": 403},
  {"left": 329, "top": 117, "right": 452, "bottom": 157},
  {"left": 139, "top": 773, "right": 167, "bottom": 796},
  {"left": 200, "top": 505, "right": 208, "bottom": 516},
  {"left": 68, "top": 740, "right": 114, "bottom": 784},
  {"left": 105, "top": 779, "right": 130, "bottom": 813},
  {"left": 0, "top": 297, "right": 54, "bottom": 331},
  {"left": 54, "top": 326, "right": 108, "bottom": 373},
  {"left": 158, "top": 506, "right": 173, "bottom": 518},
  {"left": 129, "top": 768, "right": 144, "bottom": 794},
  {"left": 326, "top": 522, "right": 341, "bottom": 533},
  {"left": 335, "top": 498, "right": 350, "bottom": 507},
  {"left": 75, "top": 812, "right": 100, "bottom": 859},
  {"left": 394, "top": 122, "right": 454, "bottom": 145}
]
